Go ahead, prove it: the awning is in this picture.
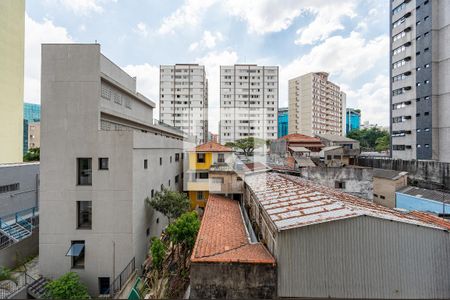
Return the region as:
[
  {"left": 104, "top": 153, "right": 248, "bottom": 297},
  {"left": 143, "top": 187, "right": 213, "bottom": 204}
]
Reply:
[
  {"left": 66, "top": 243, "right": 85, "bottom": 257},
  {"left": 289, "top": 146, "right": 311, "bottom": 152}
]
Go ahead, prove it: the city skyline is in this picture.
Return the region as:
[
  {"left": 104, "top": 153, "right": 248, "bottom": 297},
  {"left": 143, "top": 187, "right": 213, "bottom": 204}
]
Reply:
[{"left": 25, "top": 0, "right": 389, "bottom": 133}]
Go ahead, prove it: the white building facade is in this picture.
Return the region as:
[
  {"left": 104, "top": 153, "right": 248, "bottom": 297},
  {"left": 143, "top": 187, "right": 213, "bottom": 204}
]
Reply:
[
  {"left": 160, "top": 64, "right": 208, "bottom": 144},
  {"left": 220, "top": 64, "right": 278, "bottom": 144},
  {"left": 289, "top": 72, "right": 346, "bottom": 137},
  {"left": 40, "top": 44, "right": 190, "bottom": 296}
]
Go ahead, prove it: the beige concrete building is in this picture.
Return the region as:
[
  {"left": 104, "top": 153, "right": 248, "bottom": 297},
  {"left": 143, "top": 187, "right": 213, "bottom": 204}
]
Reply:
[
  {"left": 373, "top": 168, "right": 408, "bottom": 208},
  {"left": 289, "top": 72, "right": 345, "bottom": 137},
  {"left": 0, "top": 0, "right": 25, "bottom": 163},
  {"left": 40, "top": 44, "right": 191, "bottom": 296},
  {"left": 159, "top": 64, "right": 208, "bottom": 144},
  {"left": 220, "top": 64, "right": 278, "bottom": 143},
  {"left": 28, "top": 123, "right": 40, "bottom": 150}
]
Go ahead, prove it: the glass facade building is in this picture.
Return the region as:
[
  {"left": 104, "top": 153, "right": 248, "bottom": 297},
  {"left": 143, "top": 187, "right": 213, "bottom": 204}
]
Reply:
[
  {"left": 278, "top": 107, "right": 288, "bottom": 138},
  {"left": 23, "top": 103, "right": 41, "bottom": 154},
  {"left": 346, "top": 108, "right": 361, "bottom": 135}
]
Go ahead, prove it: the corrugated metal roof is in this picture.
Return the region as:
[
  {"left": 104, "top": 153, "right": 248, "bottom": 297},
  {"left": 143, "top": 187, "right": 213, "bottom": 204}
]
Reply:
[
  {"left": 288, "top": 146, "right": 311, "bottom": 152},
  {"left": 397, "top": 186, "right": 450, "bottom": 203},
  {"left": 245, "top": 172, "right": 450, "bottom": 231}
]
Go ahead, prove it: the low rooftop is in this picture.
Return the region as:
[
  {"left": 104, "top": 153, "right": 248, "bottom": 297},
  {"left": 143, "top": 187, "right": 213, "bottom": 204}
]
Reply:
[
  {"left": 189, "top": 141, "right": 233, "bottom": 153},
  {"left": 316, "top": 134, "right": 358, "bottom": 143},
  {"left": 278, "top": 133, "right": 322, "bottom": 143},
  {"left": 373, "top": 168, "right": 408, "bottom": 180},
  {"left": 397, "top": 186, "right": 450, "bottom": 203},
  {"left": 245, "top": 172, "right": 450, "bottom": 232},
  {"left": 191, "top": 194, "right": 275, "bottom": 265}
]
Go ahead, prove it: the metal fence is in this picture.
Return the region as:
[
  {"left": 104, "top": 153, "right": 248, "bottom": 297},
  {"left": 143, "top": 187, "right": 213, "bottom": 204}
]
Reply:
[
  {"left": 107, "top": 257, "right": 135, "bottom": 298},
  {"left": 0, "top": 272, "right": 37, "bottom": 299}
]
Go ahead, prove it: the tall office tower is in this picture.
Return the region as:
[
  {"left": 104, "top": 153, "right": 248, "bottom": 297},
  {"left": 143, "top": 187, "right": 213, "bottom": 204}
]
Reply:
[
  {"left": 288, "top": 72, "right": 346, "bottom": 137},
  {"left": 0, "top": 0, "right": 25, "bottom": 163},
  {"left": 40, "top": 44, "right": 189, "bottom": 296},
  {"left": 159, "top": 64, "right": 208, "bottom": 144},
  {"left": 278, "top": 107, "right": 288, "bottom": 138},
  {"left": 220, "top": 64, "right": 279, "bottom": 144},
  {"left": 390, "top": 0, "right": 450, "bottom": 162},
  {"left": 346, "top": 108, "right": 361, "bottom": 134}
]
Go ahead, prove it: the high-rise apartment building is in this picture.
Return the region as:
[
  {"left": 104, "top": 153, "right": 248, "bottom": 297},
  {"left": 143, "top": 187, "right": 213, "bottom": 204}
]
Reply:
[
  {"left": 0, "top": 0, "right": 25, "bottom": 163},
  {"left": 40, "top": 44, "right": 190, "bottom": 296},
  {"left": 220, "top": 64, "right": 278, "bottom": 144},
  {"left": 390, "top": 0, "right": 450, "bottom": 162},
  {"left": 288, "top": 72, "right": 346, "bottom": 137},
  {"left": 159, "top": 64, "right": 208, "bottom": 144}
]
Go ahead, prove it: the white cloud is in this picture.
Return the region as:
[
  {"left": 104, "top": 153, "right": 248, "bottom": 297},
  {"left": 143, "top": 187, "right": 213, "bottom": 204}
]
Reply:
[
  {"left": 294, "top": 2, "right": 357, "bottom": 45},
  {"left": 158, "top": 0, "right": 217, "bottom": 34},
  {"left": 189, "top": 30, "right": 224, "bottom": 52},
  {"left": 134, "top": 22, "right": 149, "bottom": 37},
  {"left": 345, "top": 75, "right": 389, "bottom": 126},
  {"left": 280, "top": 32, "right": 388, "bottom": 108},
  {"left": 122, "top": 64, "right": 160, "bottom": 117},
  {"left": 53, "top": 0, "right": 117, "bottom": 15},
  {"left": 195, "top": 50, "right": 239, "bottom": 133},
  {"left": 24, "top": 14, "right": 73, "bottom": 104}
]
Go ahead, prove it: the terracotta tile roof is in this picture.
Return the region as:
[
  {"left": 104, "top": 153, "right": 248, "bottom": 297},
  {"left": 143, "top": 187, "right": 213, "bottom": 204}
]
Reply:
[
  {"left": 407, "top": 211, "right": 450, "bottom": 230},
  {"left": 243, "top": 162, "right": 270, "bottom": 172},
  {"left": 191, "top": 194, "right": 275, "bottom": 264},
  {"left": 189, "top": 141, "right": 233, "bottom": 153},
  {"left": 278, "top": 133, "right": 322, "bottom": 143},
  {"left": 245, "top": 172, "right": 450, "bottom": 232}
]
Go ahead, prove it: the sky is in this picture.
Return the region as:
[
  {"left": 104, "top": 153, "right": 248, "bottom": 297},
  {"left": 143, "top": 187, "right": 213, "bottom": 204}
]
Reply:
[{"left": 25, "top": 0, "right": 390, "bottom": 133}]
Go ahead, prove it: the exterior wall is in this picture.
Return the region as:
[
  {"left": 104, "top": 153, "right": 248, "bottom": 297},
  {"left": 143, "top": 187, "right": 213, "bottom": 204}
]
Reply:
[
  {"left": 40, "top": 44, "right": 186, "bottom": 296},
  {"left": 188, "top": 152, "right": 212, "bottom": 170},
  {"left": 220, "top": 65, "right": 279, "bottom": 143},
  {"left": 299, "top": 167, "right": 373, "bottom": 200},
  {"left": 0, "top": 0, "right": 25, "bottom": 163},
  {"left": 0, "top": 229, "right": 38, "bottom": 269},
  {"left": 357, "top": 157, "right": 450, "bottom": 190},
  {"left": 160, "top": 64, "right": 208, "bottom": 144},
  {"left": 396, "top": 192, "right": 450, "bottom": 214},
  {"left": 276, "top": 216, "right": 450, "bottom": 299},
  {"left": 28, "top": 123, "right": 40, "bottom": 150},
  {"left": 289, "top": 72, "right": 345, "bottom": 136},
  {"left": 190, "top": 262, "right": 276, "bottom": 299},
  {"left": 373, "top": 176, "right": 407, "bottom": 208},
  {"left": 188, "top": 191, "right": 209, "bottom": 209}
]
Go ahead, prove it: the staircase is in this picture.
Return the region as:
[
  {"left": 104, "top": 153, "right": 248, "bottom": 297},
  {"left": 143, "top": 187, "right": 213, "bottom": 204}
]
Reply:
[
  {"left": 27, "top": 276, "right": 50, "bottom": 299},
  {"left": 0, "top": 222, "right": 31, "bottom": 241}
]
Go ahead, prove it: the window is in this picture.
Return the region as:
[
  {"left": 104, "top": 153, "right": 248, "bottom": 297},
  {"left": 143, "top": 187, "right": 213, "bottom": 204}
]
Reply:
[
  {"left": 77, "top": 201, "right": 92, "bottom": 229},
  {"left": 160, "top": 157, "right": 162, "bottom": 165},
  {"left": 144, "top": 159, "right": 148, "bottom": 169},
  {"left": 374, "top": 194, "right": 379, "bottom": 198},
  {"left": 98, "top": 158, "right": 109, "bottom": 170},
  {"left": 197, "top": 153, "right": 205, "bottom": 163},
  {"left": 146, "top": 228, "right": 150, "bottom": 236},
  {"left": 212, "top": 177, "right": 224, "bottom": 184},
  {"left": 77, "top": 158, "right": 92, "bottom": 186},
  {"left": 161, "top": 184, "right": 164, "bottom": 191},
  {"left": 170, "top": 156, "right": 172, "bottom": 163},
  {"left": 197, "top": 172, "right": 209, "bottom": 179},
  {"left": 168, "top": 180, "right": 171, "bottom": 187},
  {"left": 218, "top": 153, "right": 225, "bottom": 163},
  {"left": 380, "top": 195, "right": 386, "bottom": 200},
  {"left": 197, "top": 192, "right": 204, "bottom": 200},
  {"left": 335, "top": 181, "right": 346, "bottom": 189},
  {"left": 151, "top": 189, "right": 154, "bottom": 197},
  {"left": 175, "top": 153, "right": 180, "bottom": 162},
  {"left": 175, "top": 175, "right": 179, "bottom": 184},
  {"left": 0, "top": 183, "right": 20, "bottom": 194},
  {"left": 68, "top": 241, "right": 85, "bottom": 269},
  {"left": 98, "top": 277, "right": 110, "bottom": 295}
]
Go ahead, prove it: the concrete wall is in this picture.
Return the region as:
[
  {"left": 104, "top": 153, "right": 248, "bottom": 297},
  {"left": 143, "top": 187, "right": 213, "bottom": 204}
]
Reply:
[
  {"left": 0, "top": 163, "right": 39, "bottom": 218},
  {"left": 357, "top": 157, "right": 450, "bottom": 190},
  {"left": 299, "top": 167, "right": 373, "bottom": 200},
  {"left": 0, "top": 230, "right": 38, "bottom": 269},
  {"left": 373, "top": 176, "right": 407, "bottom": 208},
  {"left": 190, "top": 262, "right": 276, "bottom": 299},
  {"left": 276, "top": 216, "right": 450, "bottom": 299}
]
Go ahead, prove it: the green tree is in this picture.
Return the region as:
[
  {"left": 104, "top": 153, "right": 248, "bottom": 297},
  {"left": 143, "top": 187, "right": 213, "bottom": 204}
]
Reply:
[
  {"left": 375, "top": 135, "right": 390, "bottom": 152},
  {"left": 44, "top": 272, "right": 90, "bottom": 299},
  {"left": 146, "top": 188, "right": 189, "bottom": 223},
  {"left": 347, "top": 128, "right": 390, "bottom": 151},
  {"left": 166, "top": 211, "right": 200, "bottom": 250},
  {"left": 150, "top": 238, "right": 166, "bottom": 270},
  {"left": 225, "top": 137, "right": 265, "bottom": 157},
  {"left": 23, "top": 147, "right": 40, "bottom": 162},
  {"left": 0, "top": 267, "right": 17, "bottom": 290}
]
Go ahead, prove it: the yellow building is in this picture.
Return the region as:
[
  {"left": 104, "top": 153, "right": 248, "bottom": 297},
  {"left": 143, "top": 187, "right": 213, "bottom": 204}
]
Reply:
[
  {"left": 0, "top": 0, "right": 25, "bottom": 163},
  {"left": 185, "top": 141, "right": 243, "bottom": 210}
]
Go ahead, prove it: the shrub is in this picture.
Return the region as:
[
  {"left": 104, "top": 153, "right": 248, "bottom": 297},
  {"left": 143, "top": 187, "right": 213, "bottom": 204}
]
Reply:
[{"left": 45, "top": 272, "right": 90, "bottom": 299}]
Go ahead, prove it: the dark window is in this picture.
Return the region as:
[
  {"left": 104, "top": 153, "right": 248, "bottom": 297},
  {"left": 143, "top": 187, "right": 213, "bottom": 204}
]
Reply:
[
  {"left": 168, "top": 180, "right": 171, "bottom": 186},
  {"left": 77, "top": 201, "right": 92, "bottom": 229},
  {"left": 175, "top": 153, "right": 180, "bottom": 161},
  {"left": 335, "top": 181, "right": 346, "bottom": 189},
  {"left": 218, "top": 153, "right": 225, "bottom": 163},
  {"left": 374, "top": 194, "right": 378, "bottom": 198},
  {"left": 144, "top": 159, "right": 148, "bottom": 169},
  {"left": 156, "top": 218, "right": 159, "bottom": 224},
  {"left": 71, "top": 241, "right": 85, "bottom": 269},
  {"left": 380, "top": 195, "right": 386, "bottom": 199},
  {"left": 161, "top": 184, "right": 164, "bottom": 191},
  {"left": 98, "top": 277, "right": 110, "bottom": 295},
  {"left": 77, "top": 158, "right": 92, "bottom": 185},
  {"left": 197, "top": 153, "right": 205, "bottom": 163},
  {"left": 170, "top": 156, "right": 172, "bottom": 163},
  {"left": 181, "top": 153, "right": 184, "bottom": 160},
  {"left": 146, "top": 228, "right": 150, "bottom": 236},
  {"left": 0, "top": 183, "right": 20, "bottom": 194},
  {"left": 99, "top": 158, "right": 109, "bottom": 170},
  {"left": 197, "top": 192, "right": 204, "bottom": 200},
  {"left": 198, "top": 172, "right": 209, "bottom": 179},
  {"left": 151, "top": 189, "right": 154, "bottom": 197},
  {"left": 175, "top": 175, "right": 179, "bottom": 184},
  {"left": 160, "top": 157, "right": 162, "bottom": 165}
]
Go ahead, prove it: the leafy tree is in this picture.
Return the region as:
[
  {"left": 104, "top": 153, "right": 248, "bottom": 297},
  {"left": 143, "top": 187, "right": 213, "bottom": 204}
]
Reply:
[
  {"left": 166, "top": 211, "right": 200, "bottom": 249},
  {"left": 150, "top": 238, "right": 166, "bottom": 270},
  {"left": 23, "top": 147, "right": 40, "bottom": 162},
  {"left": 0, "top": 267, "right": 17, "bottom": 290},
  {"left": 44, "top": 272, "right": 90, "bottom": 299},
  {"left": 146, "top": 188, "right": 189, "bottom": 222},
  {"left": 375, "top": 135, "right": 390, "bottom": 152},
  {"left": 347, "top": 128, "right": 390, "bottom": 152},
  {"left": 225, "top": 137, "right": 265, "bottom": 157}
]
